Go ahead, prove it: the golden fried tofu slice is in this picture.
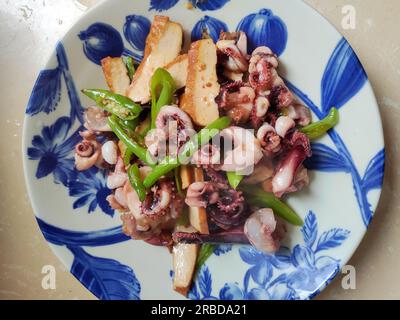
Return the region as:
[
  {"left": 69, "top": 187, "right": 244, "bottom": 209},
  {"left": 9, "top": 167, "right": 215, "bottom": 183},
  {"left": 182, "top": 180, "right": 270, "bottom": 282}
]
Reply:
[
  {"left": 165, "top": 54, "right": 188, "bottom": 89},
  {"left": 126, "top": 16, "right": 183, "bottom": 104},
  {"left": 181, "top": 166, "right": 209, "bottom": 235},
  {"left": 173, "top": 243, "right": 199, "bottom": 297},
  {"left": 101, "top": 57, "right": 130, "bottom": 95},
  {"left": 180, "top": 165, "right": 193, "bottom": 190},
  {"left": 180, "top": 39, "right": 220, "bottom": 126}
]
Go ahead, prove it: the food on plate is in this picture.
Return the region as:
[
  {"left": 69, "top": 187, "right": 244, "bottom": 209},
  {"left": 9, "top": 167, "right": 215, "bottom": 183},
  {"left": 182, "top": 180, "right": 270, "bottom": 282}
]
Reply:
[
  {"left": 126, "top": 16, "right": 183, "bottom": 104},
  {"left": 101, "top": 57, "right": 131, "bottom": 95},
  {"left": 164, "top": 54, "right": 189, "bottom": 90},
  {"left": 185, "top": 167, "right": 210, "bottom": 234},
  {"left": 180, "top": 39, "right": 220, "bottom": 126},
  {"left": 76, "top": 15, "right": 339, "bottom": 296},
  {"left": 173, "top": 243, "right": 199, "bottom": 296}
]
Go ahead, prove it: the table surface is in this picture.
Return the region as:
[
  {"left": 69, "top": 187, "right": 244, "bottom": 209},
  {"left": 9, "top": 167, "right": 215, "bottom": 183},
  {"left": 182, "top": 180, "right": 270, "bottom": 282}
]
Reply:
[{"left": 0, "top": 0, "right": 399, "bottom": 300}]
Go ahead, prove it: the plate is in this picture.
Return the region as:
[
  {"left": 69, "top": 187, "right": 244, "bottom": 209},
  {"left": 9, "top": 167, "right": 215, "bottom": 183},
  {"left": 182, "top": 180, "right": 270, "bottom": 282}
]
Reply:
[{"left": 22, "top": 0, "right": 385, "bottom": 300}]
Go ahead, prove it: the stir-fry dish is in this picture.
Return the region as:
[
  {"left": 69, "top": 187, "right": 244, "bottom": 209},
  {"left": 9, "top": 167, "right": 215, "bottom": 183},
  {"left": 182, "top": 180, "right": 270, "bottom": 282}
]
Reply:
[{"left": 74, "top": 16, "right": 339, "bottom": 296}]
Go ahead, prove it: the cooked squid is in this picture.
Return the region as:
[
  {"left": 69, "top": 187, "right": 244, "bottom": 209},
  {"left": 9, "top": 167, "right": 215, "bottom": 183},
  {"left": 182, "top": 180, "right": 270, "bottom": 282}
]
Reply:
[{"left": 73, "top": 15, "right": 339, "bottom": 297}]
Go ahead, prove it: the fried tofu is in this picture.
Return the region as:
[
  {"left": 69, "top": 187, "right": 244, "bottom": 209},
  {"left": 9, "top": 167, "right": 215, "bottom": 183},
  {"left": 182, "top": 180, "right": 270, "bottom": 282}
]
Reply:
[
  {"left": 180, "top": 39, "right": 220, "bottom": 126},
  {"left": 101, "top": 57, "right": 131, "bottom": 95},
  {"left": 180, "top": 165, "right": 193, "bottom": 190},
  {"left": 173, "top": 243, "right": 199, "bottom": 297},
  {"left": 165, "top": 54, "right": 188, "bottom": 89},
  {"left": 126, "top": 16, "right": 183, "bottom": 104},
  {"left": 180, "top": 166, "right": 209, "bottom": 234},
  {"left": 189, "top": 206, "right": 209, "bottom": 235}
]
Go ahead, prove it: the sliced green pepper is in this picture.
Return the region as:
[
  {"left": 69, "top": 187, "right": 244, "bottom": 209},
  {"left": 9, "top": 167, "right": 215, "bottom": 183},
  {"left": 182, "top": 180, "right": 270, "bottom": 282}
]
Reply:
[
  {"left": 227, "top": 172, "right": 244, "bottom": 189},
  {"left": 196, "top": 244, "right": 216, "bottom": 272},
  {"left": 142, "top": 156, "right": 180, "bottom": 189},
  {"left": 128, "top": 164, "right": 146, "bottom": 202},
  {"left": 239, "top": 185, "right": 304, "bottom": 226},
  {"left": 122, "top": 56, "right": 135, "bottom": 81},
  {"left": 118, "top": 117, "right": 145, "bottom": 146},
  {"left": 120, "top": 117, "right": 139, "bottom": 132},
  {"left": 174, "top": 167, "right": 182, "bottom": 195},
  {"left": 118, "top": 118, "right": 138, "bottom": 166},
  {"left": 150, "top": 68, "right": 176, "bottom": 129},
  {"left": 108, "top": 115, "right": 154, "bottom": 166},
  {"left": 143, "top": 117, "right": 231, "bottom": 189},
  {"left": 300, "top": 107, "right": 339, "bottom": 140},
  {"left": 123, "top": 149, "right": 133, "bottom": 166},
  {"left": 178, "top": 116, "right": 231, "bottom": 163},
  {"left": 82, "top": 89, "right": 142, "bottom": 121}
]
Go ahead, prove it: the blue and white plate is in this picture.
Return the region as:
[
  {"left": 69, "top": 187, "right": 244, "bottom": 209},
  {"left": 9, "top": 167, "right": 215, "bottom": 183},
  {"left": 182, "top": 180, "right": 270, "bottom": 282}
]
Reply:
[{"left": 23, "top": 0, "right": 385, "bottom": 300}]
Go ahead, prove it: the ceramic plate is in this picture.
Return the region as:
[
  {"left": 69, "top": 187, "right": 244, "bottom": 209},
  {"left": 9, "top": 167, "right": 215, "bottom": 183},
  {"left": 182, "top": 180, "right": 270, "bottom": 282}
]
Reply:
[{"left": 23, "top": 0, "right": 385, "bottom": 300}]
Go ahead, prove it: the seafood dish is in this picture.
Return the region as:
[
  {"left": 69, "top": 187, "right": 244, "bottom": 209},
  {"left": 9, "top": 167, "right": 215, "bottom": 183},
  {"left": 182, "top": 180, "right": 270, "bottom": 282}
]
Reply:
[{"left": 74, "top": 15, "right": 339, "bottom": 296}]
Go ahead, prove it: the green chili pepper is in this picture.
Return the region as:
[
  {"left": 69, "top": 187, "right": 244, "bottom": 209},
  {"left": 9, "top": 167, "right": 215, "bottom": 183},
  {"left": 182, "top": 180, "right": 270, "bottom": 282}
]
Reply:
[
  {"left": 123, "top": 149, "right": 133, "bottom": 166},
  {"left": 300, "top": 107, "right": 339, "bottom": 140},
  {"left": 128, "top": 164, "right": 147, "bottom": 202},
  {"left": 82, "top": 89, "right": 142, "bottom": 120},
  {"left": 108, "top": 115, "right": 154, "bottom": 166},
  {"left": 239, "top": 185, "right": 304, "bottom": 226},
  {"left": 150, "top": 68, "right": 176, "bottom": 129},
  {"left": 174, "top": 167, "right": 182, "bottom": 195},
  {"left": 118, "top": 117, "right": 145, "bottom": 146},
  {"left": 196, "top": 244, "right": 216, "bottom": 272},
  {"left": 179, "top": 116, "right": 231, "bottom": 162},
  {"left": 142, "top": 156, "right": 180, "bottom": 189},
  {"left": 115, "top": 116, "right": 144, "bottom": 163},
  {"left": 143, "top": 117, "right": 231, "bottom": 188},
  {"left": 120, "top": 117, "right": 139, "bottom": 132},
  {"left": 122, "top": 56, "right": 135, "bottom": 81},
  {"left": 227, "top": 172, "right": 244, "bottom": 189}
]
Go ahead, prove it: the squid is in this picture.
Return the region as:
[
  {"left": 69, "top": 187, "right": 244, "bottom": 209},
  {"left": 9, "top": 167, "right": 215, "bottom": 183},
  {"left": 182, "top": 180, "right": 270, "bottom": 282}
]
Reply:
[
  {"left": 207, "top": 187, "right": 246, "bottom": 230},
  {"left": 101, "top": 140, "right": 118, "bottom": 165},
  {"left": 248, "top": 46, "right": 294, "bottom": 108},
  {"left": 122, "top": 177, "right": 182, "bottom": 241},
  {"left": 244, "top": 208, "right": 286, "bottom": 253},
  {"left": 106, "top": 156, "right": 127, "bottom": 189},
  {"left": 275, "top": 116, "right": 295, "bottom": 138},
  {"left": 145, "top": 105, "right": 195, "bottom": 159},
  {"left": 141, "top": 180, "right": 173, "bottom": 218},
  {"left": 249, "top": 96, "right": 270, "bottom": 129},
  {"left": 191, "top": 144, "right": 221, "bottom": 167},
  {"left": 216, "top": 33, "right": 249, "bottom": 73},
  {"left": 272, "top": 131, "right": 311, "bottom": 197},
  {"left": 83, "top": 106, "right": 111, "bottom": 132},
  {"left": 185, "top": 181, "right": 219, "bottom": 208},
  {"left": 285, "top": 102, "right": 312, "bottom": 127},
  {"left": 185, "top": 177, "right": 247, "bottom": 231},
  {"left": 219, "top": 126, "right": 263, "bottom": 175},
  {"left": 257, "top": 123, "right": 282, "bottom": 156},
  {"left": 217, "top": 82, "right": 256, "bottom": 124},
  {"left": 106, "top": 187, "right": 128, "bottom": 211},
  {"left": 74, "top": 132, "right": 101, "bottom": 171}
]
